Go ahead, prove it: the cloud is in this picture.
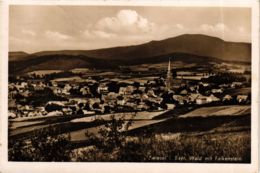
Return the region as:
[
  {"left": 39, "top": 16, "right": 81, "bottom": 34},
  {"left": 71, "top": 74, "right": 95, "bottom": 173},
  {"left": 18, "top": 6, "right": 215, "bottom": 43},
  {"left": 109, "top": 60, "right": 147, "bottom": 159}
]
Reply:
[
  {"left": 22, "top": 29, "right": 36, "bottom": 36},
  {"left": 45, "top": 30, "right": 72, "bottom": 40},
  {"left": 93, "top": 30, "right": 117, "bottom": 39},
  {"left": 83, "top": 30, "right": 117, "bottom": 39},
  {"left": 200, "top": 23, "right": 229, "bottom": 33},
  {"left": 96, "top": 9, "right": 155, "bottom": 34},
  {"left": 215, "top": 23, "right": 227, "bottom": 31},
  {"left": 81, "top": 9, "right": 190, "bottom": 45},
  {"left": 175, "top": 24, "right": 184, "bottom": 30},
  {"left": 200, "top": 24, "right": 214, "bottom": 32},
  {"left": 83, "top": 30, "right": 93, "bottom": 38},
  {"left": 82, "top": 9, "right": 157, "bottom": 41}
]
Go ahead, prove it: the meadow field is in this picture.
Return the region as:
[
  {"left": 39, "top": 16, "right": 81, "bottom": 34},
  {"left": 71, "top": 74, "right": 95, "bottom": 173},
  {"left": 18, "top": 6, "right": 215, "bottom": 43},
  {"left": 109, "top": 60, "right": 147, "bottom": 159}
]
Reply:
[{"left": 9, "top": 105, "right": 251, "bottom": 162}]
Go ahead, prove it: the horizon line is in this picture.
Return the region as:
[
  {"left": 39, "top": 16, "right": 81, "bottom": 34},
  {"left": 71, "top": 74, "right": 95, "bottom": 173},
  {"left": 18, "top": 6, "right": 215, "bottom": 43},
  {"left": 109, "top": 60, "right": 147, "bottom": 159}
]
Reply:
[{"left": 9, "top": 33, "right": 251, "bottom": 54}]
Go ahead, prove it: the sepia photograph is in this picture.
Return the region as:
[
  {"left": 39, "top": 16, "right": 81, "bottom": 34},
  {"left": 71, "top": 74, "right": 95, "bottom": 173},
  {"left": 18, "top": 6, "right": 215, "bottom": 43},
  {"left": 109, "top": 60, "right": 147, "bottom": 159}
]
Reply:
[
  {"left": 7, "top": 4, "right": 254, "bottom": 163},
  {"left": 1, "top": 1, "right": 259, "bottom": 172}
]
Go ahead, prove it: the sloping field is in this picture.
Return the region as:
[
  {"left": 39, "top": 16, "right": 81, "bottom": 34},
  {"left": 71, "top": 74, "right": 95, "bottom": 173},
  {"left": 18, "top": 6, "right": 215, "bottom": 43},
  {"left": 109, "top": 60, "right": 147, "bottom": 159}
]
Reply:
[
  {"left": 27, "top": 70, "right": 63, "bottom": 75},
  {"left": 71, "top": 111, "right": 168, "bottom": 123},
  {"left": 179, "top": 105, "right": 250, "bottom": 118},
  {"left": 51, "top": 76, "right": 82, "bottom": 82},
  {"left": 70, "top": 119, "right": 167, "bottom": 141},
  {"left": 224, "top": 87, "right": 251, "bottom": 96},
  {"left": 9, "top": 120, "right": 44, "bottom": 130}
]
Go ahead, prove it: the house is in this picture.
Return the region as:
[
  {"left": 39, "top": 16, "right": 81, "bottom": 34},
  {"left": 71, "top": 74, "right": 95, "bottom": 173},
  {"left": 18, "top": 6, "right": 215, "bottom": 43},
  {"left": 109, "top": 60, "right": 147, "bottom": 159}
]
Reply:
[
  {"left": 211, "top": 88, "right": 223, "bottom": 93},
  {"left": 132, "top": 94, "right": 141, "bottom": 100},
  {"left": 47, "top": 101, "right": 66, "bottom": 107},
  {"left": 119, "top": 86, "right": 134, "bottom": 95},
  {"left": 207, "top": 94, "right": 220, "bottom": 102},
  {"left": 47, "top": 111, "right": 63, "bottom": 116},
  {"left": 64, "top": 84, "right": 72, "bottom": 92},
  {"left": 117, "top": 99, "right": 125, "bottom": 106},
  {"left": 61, "top": 89, "right": 70, "bottom": 95},
  {"left": 173, "top": 95, "right": 187, "bottom": 105},
  {"left": 89, "top": 98, "right": 101, "bottom": 105},
  {"left": 147, "top": 89, "right": 156, "bottom": 97},
  {"left": 219, "top": 84, "right": 230, "bottom": 89},
  {"left": 195, "top": 94, "right": 220, "bottom": 105},
  {"left": 24, "top": 105, "right": 34, "bottom": 111},
  {"left": 223, "top": 94, "right": 232, "bottom": 101},
  {"left": 189, "top": 86, "right": 197, "bottom": 92},
  {"left": 50, "top": 87, "right": 62, "bottom": 95},
  {"left": 148, "top": 97, "right": 163, "bottom": 104},
  {"left": 189, "top": 93, "right": 202, "bottom": 102},
  {"left": 8, "top": 99, "right": 16, "bottom": 110},
  {"left": 119, "top": 87, "right": 126, "bottom": 95},
  {"left": 147, "top": 80, "right": 156, "bottom": 85},
  {"left": 141, "top": 94, "right": 149, "bottom": 100},
  {"left": 180, "top": 89, "right": 188, "bottom": 95},
  {"left": 231, "top": 82, "right": 243, "bottom": 88},
  {"left": 34, "top": 85, "right": 44, "bottom": 91},
  {"left": 125, "top": 102, "right": 136, "bottom": 108},
  {"left": 139, "top": 87, "right": 146, "bottom": 92},
  {"left": 28, "top": 111, "right": 42, "bottom": 117},
  {"left": 62, "top": 107, "right": 73, "bottom": 115},
  {"left": 8, "top": 111, "right": 16, "bottom": 119},
  {"left": 20, "top": 82, "right": 28, "bottom": 88},
  {"left": 199, "top": 82, "right": 210, "bottom": 87},
  {"left": 195, "top": 96, "right": 208, "bottom": 105},
  {"left": 166, "top": 104, "right": 175, "bottom": 110},
  {"left": 20, "top": 90, "right": 31, "bottom": 97},
  {"left": 69, "top": 98, "right": 88, "bottom": 104},
  {"left": 97, "top": 84, "right": 109, "bottom": 94},
  {"left": 237, "top": 95, "right": 248, "bottom": 103},
  {"left": 51, "top": 81, "right": 58, "bottom": 87},
  {"left": 137, "top": 102, "right": 149, "bottom": 111},
  {"left": 102, "top": 92, "right": 118, "bottom": 102},
  {"left": 80, "top": 87, "right": 90, "bottom": 95},
  {"left": 82, "top": 110, "right": 95, "bottom": 115}
]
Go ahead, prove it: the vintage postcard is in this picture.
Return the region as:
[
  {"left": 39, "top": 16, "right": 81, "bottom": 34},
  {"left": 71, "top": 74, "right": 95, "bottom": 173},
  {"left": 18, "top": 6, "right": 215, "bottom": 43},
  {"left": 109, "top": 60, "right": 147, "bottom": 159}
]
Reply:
[{"left": 0, "top": 0, "right": 259, "bottom": 173}]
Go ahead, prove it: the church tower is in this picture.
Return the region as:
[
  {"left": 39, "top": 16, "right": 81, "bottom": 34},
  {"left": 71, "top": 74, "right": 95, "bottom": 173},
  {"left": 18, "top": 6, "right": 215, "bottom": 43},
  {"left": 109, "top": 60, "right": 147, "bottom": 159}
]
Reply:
[{"left": 166, "top": 58, "right": 174, "bottom": 90}]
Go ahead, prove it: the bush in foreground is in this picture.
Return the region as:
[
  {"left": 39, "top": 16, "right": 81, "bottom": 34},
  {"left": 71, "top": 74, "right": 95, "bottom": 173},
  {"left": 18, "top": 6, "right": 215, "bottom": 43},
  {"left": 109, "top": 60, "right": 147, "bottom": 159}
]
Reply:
[
  {"left": 69, "top": 114, "right": 251, "bottom": 162},
  {"left": 9, "top": 116, "right": 250, "bottom": 163},
  {"left": 9, "top": 126, "right": 71, "bottom": 161},
  {"left": 73, "top": 126, "right": 250, "bottom": 162}
]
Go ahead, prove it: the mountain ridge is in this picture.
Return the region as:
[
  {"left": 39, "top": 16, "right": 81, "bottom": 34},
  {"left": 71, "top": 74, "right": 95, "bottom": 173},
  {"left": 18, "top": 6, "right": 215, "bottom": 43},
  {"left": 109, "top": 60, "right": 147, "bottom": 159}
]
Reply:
[{"left": 9, "top": 34, "right": 251, "bottom": 74}]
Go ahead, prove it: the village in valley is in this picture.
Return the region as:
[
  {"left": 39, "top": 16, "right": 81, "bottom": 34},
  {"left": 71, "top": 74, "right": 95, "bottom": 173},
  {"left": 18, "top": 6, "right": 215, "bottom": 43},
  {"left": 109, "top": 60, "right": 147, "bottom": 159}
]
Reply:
[
  {"left": 5, "top": 4, "right": 253, "bottom": 164},
  {"left": 4, "top": 3, "right": 259, "bottom": 173},
  {"left": 8, "top": 54, "right": 252, "bottom": 162},
  {"left": 8, "top": 59, "right": 251, "bottom": 120}
]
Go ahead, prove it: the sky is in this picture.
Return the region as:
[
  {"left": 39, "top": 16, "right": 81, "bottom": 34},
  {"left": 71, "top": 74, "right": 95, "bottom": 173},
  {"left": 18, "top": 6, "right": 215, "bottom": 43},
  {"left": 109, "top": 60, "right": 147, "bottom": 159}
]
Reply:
[{"left": 9, "top": 5, "right": 251, "bottom": 53}]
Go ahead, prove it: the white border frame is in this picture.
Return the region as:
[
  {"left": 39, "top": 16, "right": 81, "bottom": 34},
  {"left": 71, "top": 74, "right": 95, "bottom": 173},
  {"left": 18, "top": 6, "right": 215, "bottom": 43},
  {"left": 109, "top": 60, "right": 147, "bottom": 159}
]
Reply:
[{"left": 0, "top": 1, "right": 259, "bottom": 173}]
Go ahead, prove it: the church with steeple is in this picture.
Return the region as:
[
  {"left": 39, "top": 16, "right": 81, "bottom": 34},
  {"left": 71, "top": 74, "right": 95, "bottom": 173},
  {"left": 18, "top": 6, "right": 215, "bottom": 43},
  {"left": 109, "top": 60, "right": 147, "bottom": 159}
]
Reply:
[{"left": 165, "top": 58, "right": 174, "bottom": 90}]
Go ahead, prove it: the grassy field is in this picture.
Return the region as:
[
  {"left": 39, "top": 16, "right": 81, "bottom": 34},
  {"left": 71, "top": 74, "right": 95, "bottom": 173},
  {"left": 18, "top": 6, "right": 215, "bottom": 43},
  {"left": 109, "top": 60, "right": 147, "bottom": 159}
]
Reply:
[
  {"left": 27, "top": 70, "right": 63, "bottom": 75},
  {"left": 71, "top": 111, "right": 168, "bottom": 123},
  {"left": 8, "top": 110, "right": 169, "bottom": 140},
  {"left": 224, "top": 87, "right": 251, "bottom": 96},
  {"left": 72, "top": 114, "right": 251, "bottom": 163},
  {"left": 72, "top": 125, "right": 250, "bottom": 162},
  {"left": 9, "top": 105, "right": 251, "bottom": 163},
  {"left": 179, "top": 105, "right": 250, "bottom": 118}
]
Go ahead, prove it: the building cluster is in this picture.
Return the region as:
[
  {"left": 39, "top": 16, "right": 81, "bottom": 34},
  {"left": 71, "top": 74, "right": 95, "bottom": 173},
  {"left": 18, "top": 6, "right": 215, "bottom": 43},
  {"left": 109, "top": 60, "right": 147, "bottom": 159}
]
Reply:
[{"left": 8, "top": 60, "right": 250, "bottom": 119}]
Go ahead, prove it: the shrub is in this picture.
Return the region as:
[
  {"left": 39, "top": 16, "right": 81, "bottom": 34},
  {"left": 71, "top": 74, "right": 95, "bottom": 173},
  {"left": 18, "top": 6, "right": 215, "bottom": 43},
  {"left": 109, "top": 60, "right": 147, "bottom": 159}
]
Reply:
[{"left": 9, "top": 126, "right": 71, "bottom": 161}]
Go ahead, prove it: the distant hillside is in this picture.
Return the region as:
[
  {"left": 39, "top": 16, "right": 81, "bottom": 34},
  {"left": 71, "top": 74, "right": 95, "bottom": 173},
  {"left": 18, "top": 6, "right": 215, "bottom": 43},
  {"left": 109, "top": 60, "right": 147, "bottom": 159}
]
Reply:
[
  {"left": 81, "top": 34, "right": 251, "bottom": 62},
  {"left": 9, "top": 34, "right": 251, "bottom": 74},
  {"left": 9, "top": 51, "right": 29, "bottom": 61}
]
